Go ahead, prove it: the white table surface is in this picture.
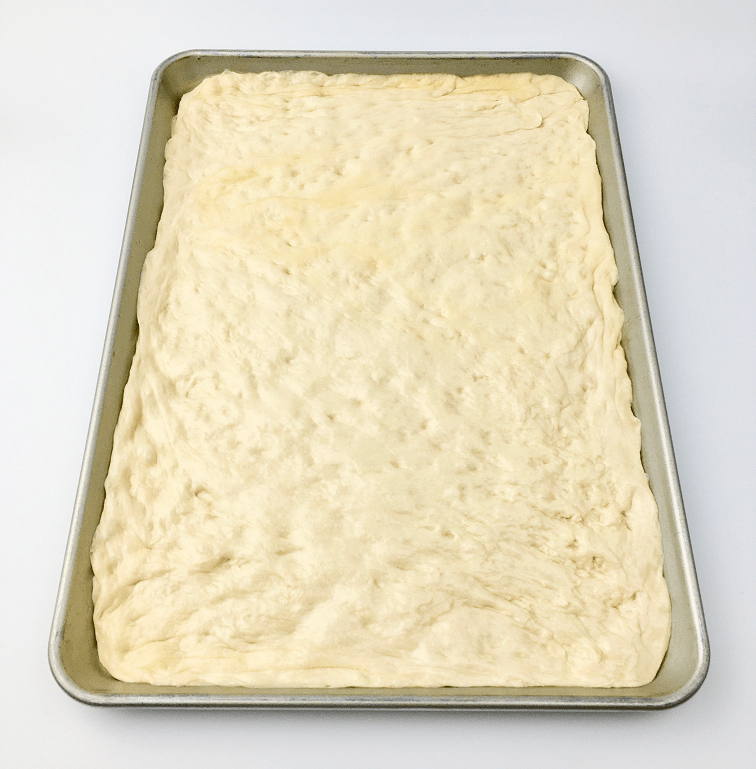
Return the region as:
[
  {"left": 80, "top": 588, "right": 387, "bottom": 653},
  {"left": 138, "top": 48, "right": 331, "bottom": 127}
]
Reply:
[{"left": 2, "top": 1, "right": 754, "bottom": 766}]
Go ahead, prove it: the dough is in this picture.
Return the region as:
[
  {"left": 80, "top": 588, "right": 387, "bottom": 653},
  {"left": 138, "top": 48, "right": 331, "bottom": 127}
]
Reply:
[{"left": 91, "top": 70, "right": 671, "bottom": 688}]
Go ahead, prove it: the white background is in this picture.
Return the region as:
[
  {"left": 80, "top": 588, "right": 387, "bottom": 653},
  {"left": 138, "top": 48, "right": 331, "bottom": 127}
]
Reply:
[{"left": 1, "top": 1, "right": 754, "bottom": 766}]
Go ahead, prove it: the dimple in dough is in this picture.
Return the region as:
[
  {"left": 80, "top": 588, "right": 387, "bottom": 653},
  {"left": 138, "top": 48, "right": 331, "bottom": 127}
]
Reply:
[{"left": 91, "top": 70, "right": 672, "bottom": 688}]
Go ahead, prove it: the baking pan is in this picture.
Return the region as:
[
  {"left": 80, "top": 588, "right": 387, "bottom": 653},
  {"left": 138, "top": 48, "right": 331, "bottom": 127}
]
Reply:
[{"left": 49, "top": 50, "right": 708, "bottom": 708}]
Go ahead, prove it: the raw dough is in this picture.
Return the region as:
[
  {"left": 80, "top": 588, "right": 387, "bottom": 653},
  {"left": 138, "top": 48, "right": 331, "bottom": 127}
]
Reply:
[{"left": 91, "top": 70, "right": 671, "bottom": 687}]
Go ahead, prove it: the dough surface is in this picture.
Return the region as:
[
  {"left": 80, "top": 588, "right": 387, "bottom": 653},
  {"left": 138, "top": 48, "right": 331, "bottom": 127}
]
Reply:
[{"left": 91, "top": 70, "right": 671, "bottom": 687}]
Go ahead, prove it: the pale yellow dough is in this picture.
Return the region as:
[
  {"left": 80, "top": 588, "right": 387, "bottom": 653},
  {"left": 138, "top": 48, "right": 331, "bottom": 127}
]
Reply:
[{"left": 91, "top": 70, "right": 671, "bottom": 688}]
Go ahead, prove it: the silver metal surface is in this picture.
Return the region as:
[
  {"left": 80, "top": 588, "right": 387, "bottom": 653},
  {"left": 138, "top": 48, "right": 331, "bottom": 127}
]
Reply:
[{"left": 49, "top": 50, "right": 709, "bottom": 708}]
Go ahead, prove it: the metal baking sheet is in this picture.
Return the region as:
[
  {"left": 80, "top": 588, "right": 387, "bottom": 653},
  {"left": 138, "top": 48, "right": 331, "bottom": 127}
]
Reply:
[{"left": 49, "top": 50, "right": 708, "bottom": 708}]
